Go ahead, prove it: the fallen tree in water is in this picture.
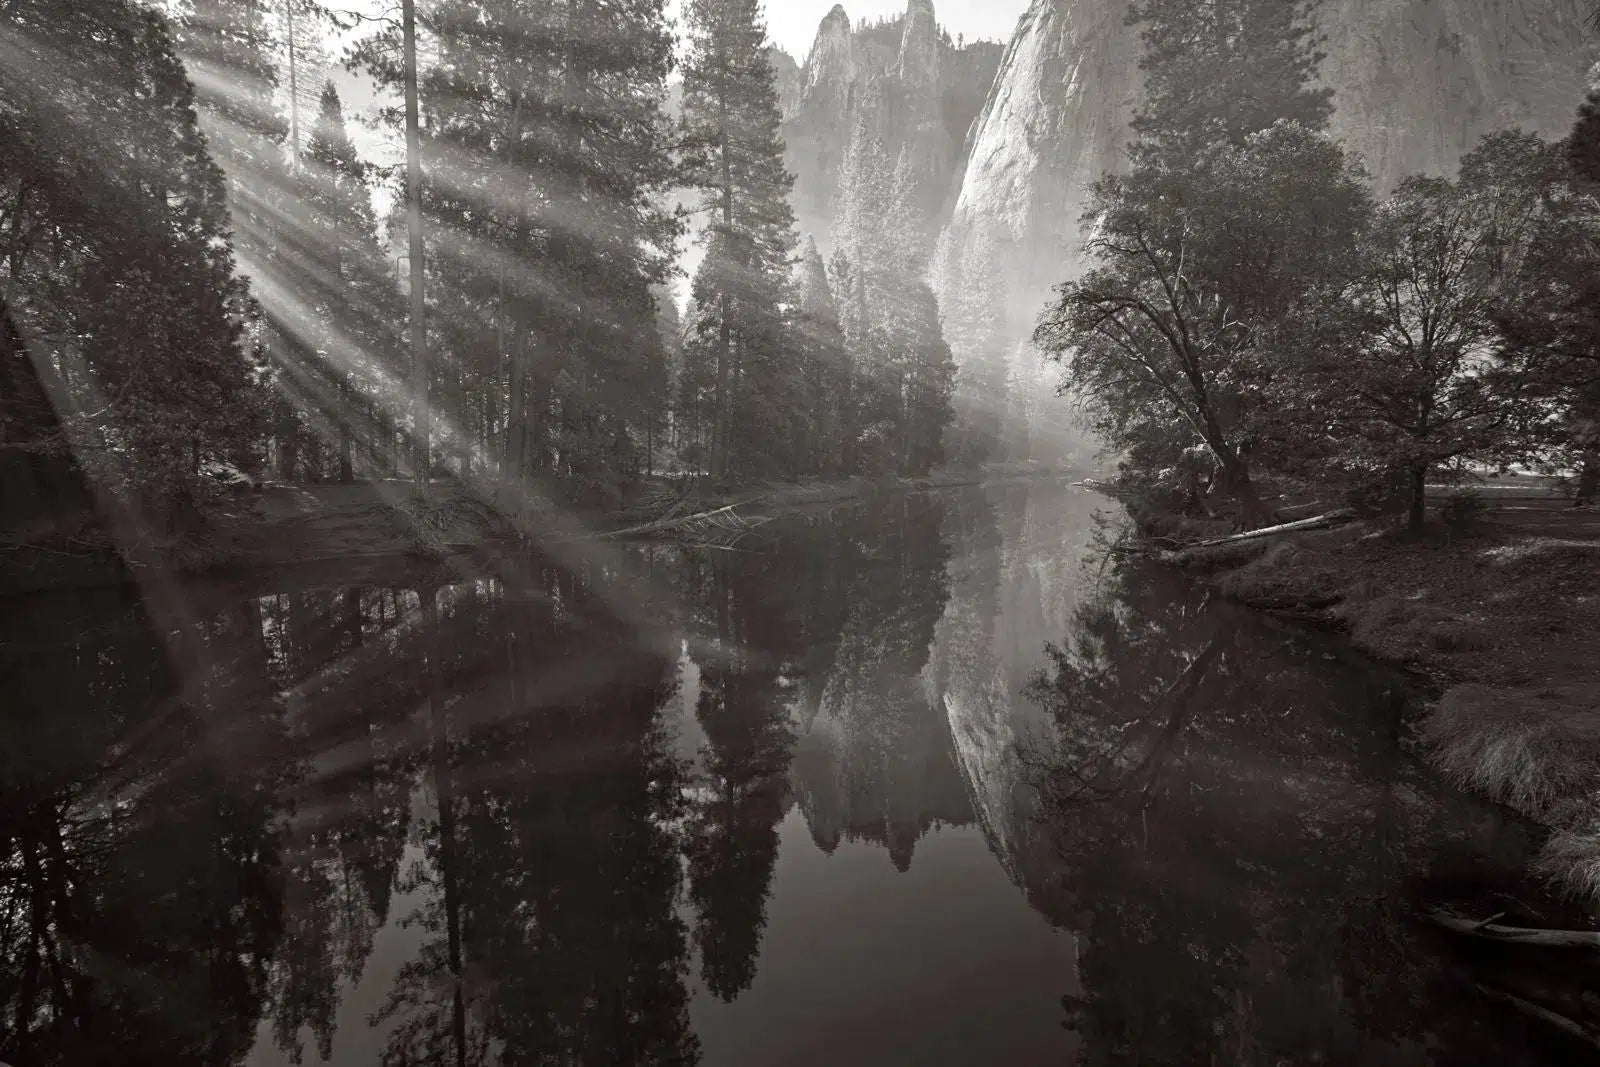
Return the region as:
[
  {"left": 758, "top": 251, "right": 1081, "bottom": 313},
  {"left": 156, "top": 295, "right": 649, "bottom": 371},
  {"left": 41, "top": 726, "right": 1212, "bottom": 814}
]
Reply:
[
  {"left": 592, "top": 497, "right": 770, "bottom": 542},
  {"left": 1424, "top": 906, "right": 1600, "bottom": 948},
  {"left": 1474, "top": 982, "right": 1600, "bottom": 1052}
]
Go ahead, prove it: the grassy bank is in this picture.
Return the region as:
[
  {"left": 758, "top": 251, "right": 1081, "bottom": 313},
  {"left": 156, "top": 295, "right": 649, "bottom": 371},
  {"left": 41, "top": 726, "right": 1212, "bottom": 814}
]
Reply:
[{"left": 1153, "top": 491, "right": 1600, "bottom": 902}]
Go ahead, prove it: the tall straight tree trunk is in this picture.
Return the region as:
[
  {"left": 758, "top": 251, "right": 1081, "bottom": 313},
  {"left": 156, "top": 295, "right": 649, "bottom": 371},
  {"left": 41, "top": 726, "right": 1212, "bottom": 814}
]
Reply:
[
  {"left": 402, "top": 0, "right": 428, "bottom": 486},
  {"left": 285, "top": 0, "right": 300, "bottom": 162},
  {"left": 714, "top": 304, "right": 730, "bottom": 480},
  {"left": 1408, "top": 462, "right": 1428, "bottom": 531},
  {"left": 332, "top": 170, "right": 354, "bottom": 483},
  {"left": 1576, "top": 449, "right": 1598, "bottom": 507},
  {"left": 712, "top": 67, "right": 735, "bottom": 483}
]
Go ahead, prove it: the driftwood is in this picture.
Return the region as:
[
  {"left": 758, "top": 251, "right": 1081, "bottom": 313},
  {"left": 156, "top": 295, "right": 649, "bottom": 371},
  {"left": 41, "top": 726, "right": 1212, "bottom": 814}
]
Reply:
[
  {"left": 1475, "top": 983, "right": 1600, "bottom": 1052},
  {"left": 596, "top": 498, "right": 770, "bottom": 541},
  {"left": 1187, "top": 508, "right": 1356, "bottom": 549},
  {"left": 1423, "top": 907, "right": 1600, "bottom": 948}
]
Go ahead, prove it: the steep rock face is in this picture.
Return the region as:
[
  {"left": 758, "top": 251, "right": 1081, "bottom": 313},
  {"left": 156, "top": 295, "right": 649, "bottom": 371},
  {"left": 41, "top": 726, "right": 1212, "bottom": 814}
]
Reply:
[
  {"left": 784, "top": 2, "right": 1005, "bottom": 254},
  {"left": 933, "top": 0, "right": 1138, "bottom": 462},
  {"left": 1320, "top": 0, "right": 1596, "bottom": 186},
  {"left": 934, "top": 0, "right": 1598, "bottom": 461},
  {"left": 940, "top": 0, "right": 1137, "bottom": 317},
  {"left": 768, "top": 46, "right": 803, "bottom": 119}
]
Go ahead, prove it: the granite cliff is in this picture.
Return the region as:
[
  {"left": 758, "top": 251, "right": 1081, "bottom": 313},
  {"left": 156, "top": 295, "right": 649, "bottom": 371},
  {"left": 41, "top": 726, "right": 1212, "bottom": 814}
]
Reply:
[
  {"left": 783, "top": 2, "right": 1004, "bottom": 255},
  {"left": 927, "top": 0, "right": 1599, "bottom": 462}
]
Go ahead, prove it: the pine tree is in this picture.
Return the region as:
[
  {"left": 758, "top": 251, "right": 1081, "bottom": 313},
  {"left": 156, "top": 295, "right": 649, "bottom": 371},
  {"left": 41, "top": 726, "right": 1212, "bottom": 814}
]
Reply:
[
  {"left": 278, "top": 0, "right": 335, "bottom": 162},
  {"left": 646, "top": 285, "right": 681, "bottom": 475},
  {"left": 180, "top": 0, "right": 292, "bottom": 256},
  {"left": 1570, "top": 73, "right": 1600, "bottom": 185},
  {"left": 932, "top": 227, "right": 1007, "bottom": 466},
  {"left": 1127, "top": 0, "right": 1333, "bottom": 165},
  {"left": 352, "top": 0, "right": 679, "bottom": 493},
  {"left": 793, "top": 239, "right": 849, "bottom": 474},
  {"left": 680, "top": 0, "right": 799, "bottom": 481},
  {"left": 180, "top": 0, "right": 312, "bottom": 481},
  {"left": 288, "top": 82, "right": 404, "bottom": 482},
  {"left": 830, "top": 127, "right": 954, "bottom": 476},
  {"left": 0, "top": 0, "right": 266, "bottom": 513}
]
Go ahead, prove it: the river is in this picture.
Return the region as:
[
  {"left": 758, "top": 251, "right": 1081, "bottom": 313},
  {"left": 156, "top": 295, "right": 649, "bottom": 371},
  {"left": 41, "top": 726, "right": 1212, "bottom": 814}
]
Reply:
[{"left": 0, "top": 478, "right": 1565, "bottom": 1065}]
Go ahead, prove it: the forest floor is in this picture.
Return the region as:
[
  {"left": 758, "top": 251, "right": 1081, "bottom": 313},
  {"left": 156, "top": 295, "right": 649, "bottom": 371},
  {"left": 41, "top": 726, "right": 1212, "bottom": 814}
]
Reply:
[{"left": 1158, "top": 478, "right": 1600, "bottom": 905}]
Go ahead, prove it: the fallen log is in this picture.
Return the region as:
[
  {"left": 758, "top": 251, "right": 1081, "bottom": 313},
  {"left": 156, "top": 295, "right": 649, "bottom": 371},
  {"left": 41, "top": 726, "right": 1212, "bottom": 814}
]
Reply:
[
  {"left": 1188, "top": 508, "right": 1356, "bottom": 548},
  {"left": 1475, "top": 983, "right": 1600, "bottom": 1052},
  {"left": 595, "top": 497, "right": 769, "bottom": 541},
  {"left": 1423, "top": 907, "right": 1600, "bottom": 948}
]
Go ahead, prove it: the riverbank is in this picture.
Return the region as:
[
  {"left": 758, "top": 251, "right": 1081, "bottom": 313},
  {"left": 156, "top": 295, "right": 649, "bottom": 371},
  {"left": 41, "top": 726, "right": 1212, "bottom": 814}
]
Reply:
[
  {"left": 0, "top": 465, "right": 1078, "bottom": 597},
  {"left": 1148, "top": 488, "right": 1600, "bottom": 904}
]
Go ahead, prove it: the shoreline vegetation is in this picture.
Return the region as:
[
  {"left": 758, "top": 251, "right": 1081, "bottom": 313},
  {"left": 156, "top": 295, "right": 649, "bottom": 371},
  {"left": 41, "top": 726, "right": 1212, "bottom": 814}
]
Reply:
[{"left": 1116, "top": 477, "right": 1600, "bottom": 909}]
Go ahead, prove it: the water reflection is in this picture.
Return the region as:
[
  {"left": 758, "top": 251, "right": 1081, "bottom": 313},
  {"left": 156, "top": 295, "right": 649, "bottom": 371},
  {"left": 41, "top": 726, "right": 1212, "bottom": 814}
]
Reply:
[
  {"left": 0, "top": 481, "right": 1566, "bottom": 1065},
  {"left": 1022, "top": 556, "right": 1552, "bottom": 1065}
]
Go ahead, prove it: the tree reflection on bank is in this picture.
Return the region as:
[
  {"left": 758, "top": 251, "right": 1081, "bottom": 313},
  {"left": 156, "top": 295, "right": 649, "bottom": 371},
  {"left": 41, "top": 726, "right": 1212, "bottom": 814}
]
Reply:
[
  {"left": 1023, "top": 553, "right": 1557, "bottom": 1066},
  {"left": 0, "top": 586, "right": 286, "bottom": 1066}
]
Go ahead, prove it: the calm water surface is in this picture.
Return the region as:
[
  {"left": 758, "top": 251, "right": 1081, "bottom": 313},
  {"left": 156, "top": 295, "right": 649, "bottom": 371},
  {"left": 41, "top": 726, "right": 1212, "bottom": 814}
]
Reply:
[{"left": 0, "top": 480, "right": 1565, "bottom": 1065}]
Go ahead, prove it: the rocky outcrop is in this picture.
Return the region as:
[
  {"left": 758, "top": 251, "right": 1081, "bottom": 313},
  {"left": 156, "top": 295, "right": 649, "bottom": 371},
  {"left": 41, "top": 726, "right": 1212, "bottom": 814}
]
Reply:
[
  {"left": 932, "top": 0, "right": 1599, "bottom": 462},
  {"left": 784, "top": 2, "right": 1004, "bottom": 255}
]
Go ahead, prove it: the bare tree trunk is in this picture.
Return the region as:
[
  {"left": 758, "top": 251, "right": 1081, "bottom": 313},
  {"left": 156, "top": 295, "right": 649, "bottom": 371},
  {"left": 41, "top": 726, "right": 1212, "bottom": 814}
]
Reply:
[
  {"left": 1575, "top": 449, "right": 1598, "bottom": 507},
  {"left": 285, "top": 0, "right": 300, "bottom": 163},
  {"left": 1407, "top": 462, "right": 1427, "bottom": 531},
  {"left": 402, "top": 0, "right": 428, "bottom": 487}
]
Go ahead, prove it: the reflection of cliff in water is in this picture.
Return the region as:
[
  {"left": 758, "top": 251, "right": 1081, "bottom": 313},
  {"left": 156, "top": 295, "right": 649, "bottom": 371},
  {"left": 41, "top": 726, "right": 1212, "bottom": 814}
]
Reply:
[{"left": 923, "top": 481, "right": 1105, "bottom": 879}]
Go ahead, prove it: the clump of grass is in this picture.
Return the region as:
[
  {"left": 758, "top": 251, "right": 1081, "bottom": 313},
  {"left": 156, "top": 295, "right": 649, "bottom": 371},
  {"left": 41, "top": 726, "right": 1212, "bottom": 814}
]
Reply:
[
  {"left": 1420, "top": 684, "right": 1600, "bottom": 819},
  {"left": 1535, "top": 826, "right": 1600, "bottom": 906}
]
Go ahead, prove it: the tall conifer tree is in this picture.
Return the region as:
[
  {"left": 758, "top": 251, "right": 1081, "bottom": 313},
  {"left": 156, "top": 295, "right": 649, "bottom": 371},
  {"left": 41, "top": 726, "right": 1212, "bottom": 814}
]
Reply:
[
  {"left": 352, "top": 0, "right": 679, "bottom": 490},
  {"left": 680, "top": 0, "right": 798, "bottom": 481},
  {"left": 0, "top": 0, "right": 266, "bottom": 509},
  {"left": 285, "top": 82, "right": 403, "bottom": 481}
]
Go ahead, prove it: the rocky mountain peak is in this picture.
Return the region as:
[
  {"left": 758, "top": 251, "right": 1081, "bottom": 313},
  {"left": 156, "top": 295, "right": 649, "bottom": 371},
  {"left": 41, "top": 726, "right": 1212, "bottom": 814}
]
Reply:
[
  {"left": 804, "top": 4, "right": 857, "bottom": 96},
  {"left": 784, "top": 0, "right": 1005, "bottom": 255},
  {"left": 897, "top": 0, "right": 940, "bottom": 88}
]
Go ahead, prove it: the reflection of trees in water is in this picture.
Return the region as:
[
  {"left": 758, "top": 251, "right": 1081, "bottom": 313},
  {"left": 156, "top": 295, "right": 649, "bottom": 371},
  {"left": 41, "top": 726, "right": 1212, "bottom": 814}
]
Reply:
[
  {"left": 265, "top": 586, "right": 415, "bottom": 1063},
  {"left": 1023, "top": 557, "right": 1545, "bottom": 1066},
  {"left": 3, "top": 499, "right": 976, "bottom": 1062},
  {"left": 0, "top": 586, "right": 287, "bottom": 1066},
  {"left": 367, "top": 572, "right": 699, "bottom": 1066},
  {"left": 681, "top": 549, "right": 797, "bottom": 1002}
]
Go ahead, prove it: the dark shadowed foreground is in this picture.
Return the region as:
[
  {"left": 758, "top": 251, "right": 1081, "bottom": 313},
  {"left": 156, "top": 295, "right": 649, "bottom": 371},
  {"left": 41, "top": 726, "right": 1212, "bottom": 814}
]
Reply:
[{"left": 0, "top": 480, "right": 1585, "bottom": 1066}]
